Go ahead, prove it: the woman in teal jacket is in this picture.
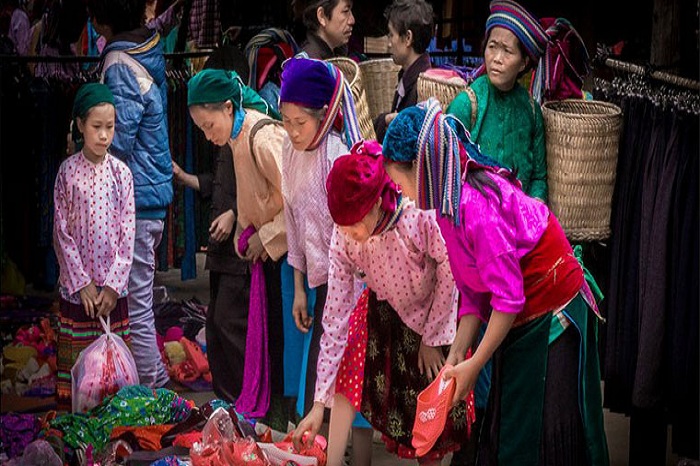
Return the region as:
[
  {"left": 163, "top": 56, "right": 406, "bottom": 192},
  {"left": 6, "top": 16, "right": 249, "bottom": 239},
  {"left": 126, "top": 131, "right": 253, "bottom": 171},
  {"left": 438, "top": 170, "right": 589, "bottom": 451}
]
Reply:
[{"left": 448, "top": 0, "right": 548, "bottom": 202}]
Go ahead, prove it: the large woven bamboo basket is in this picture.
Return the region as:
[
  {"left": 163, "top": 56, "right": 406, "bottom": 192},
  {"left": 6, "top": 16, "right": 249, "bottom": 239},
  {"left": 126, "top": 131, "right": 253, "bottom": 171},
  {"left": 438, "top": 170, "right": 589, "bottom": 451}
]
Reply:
[
  {"left": 542, "top": 99, "right": 623, "bottom": 241},
  {"left": 358, "top": 58, "right": 400, "bottom": 119},
  {"left": 417, "top": 71, "right": 468, "bottom": 111},
  {"left": 327, "top": 57, "right": 377, "bottom": 141}
]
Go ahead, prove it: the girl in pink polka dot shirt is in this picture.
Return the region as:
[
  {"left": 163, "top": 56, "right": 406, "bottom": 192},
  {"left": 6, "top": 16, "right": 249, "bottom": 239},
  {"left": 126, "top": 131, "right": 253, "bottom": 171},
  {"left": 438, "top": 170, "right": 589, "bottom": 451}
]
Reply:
[
  {"left": 53, "top": 83, "right": 135, "bottom": 411},
  {"left": 292, "top": 140, "right": 467, "bottom": 464}
]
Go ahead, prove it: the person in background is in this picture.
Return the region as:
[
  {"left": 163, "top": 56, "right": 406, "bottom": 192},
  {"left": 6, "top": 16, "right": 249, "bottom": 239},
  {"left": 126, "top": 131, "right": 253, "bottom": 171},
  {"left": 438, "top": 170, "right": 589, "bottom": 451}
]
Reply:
[
  {"left": 383, "top": 99, "right": 609, "bottom": 466},
  {"left": 0, "top": 0, "right": 30, "bottom": 55},
  {"left": 373, "top": 0, "right": 433, "bottom": 143},
  {"left": 88, "top": 0, "right": 173, "bottom": 388},
  {"left": 53, "top": 83, "right": 135, "bottom": 411},
  {"left": 278, "top": 56, "right": 372, "bottom": 465},
  {"left": 294, "top": 0, "right": 354, "bottom": 60},
  {"left": 447, "top": 0, "right": 548, "bottom": 202}
]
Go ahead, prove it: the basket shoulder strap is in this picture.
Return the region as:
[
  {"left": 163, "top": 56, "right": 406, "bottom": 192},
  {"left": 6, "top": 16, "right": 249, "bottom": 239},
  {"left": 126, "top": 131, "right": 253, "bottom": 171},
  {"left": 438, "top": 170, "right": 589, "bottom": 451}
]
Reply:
[
  {"left": 248, "top": 118, "right": 282, "bottom": 169},
  {"left": 465, "top": 86, "right": 478, "bottom": 129}
]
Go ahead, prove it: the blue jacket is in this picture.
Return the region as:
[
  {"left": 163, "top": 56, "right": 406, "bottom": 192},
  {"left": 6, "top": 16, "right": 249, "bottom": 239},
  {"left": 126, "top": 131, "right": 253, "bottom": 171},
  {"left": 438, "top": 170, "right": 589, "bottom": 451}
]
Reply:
[{"left": 101, "top": 29, "right": 173, "bottom": 219}]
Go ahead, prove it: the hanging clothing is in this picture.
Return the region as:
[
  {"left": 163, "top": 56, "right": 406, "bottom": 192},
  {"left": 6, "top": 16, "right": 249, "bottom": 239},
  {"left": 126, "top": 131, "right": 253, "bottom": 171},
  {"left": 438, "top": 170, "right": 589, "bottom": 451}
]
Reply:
[{"left": 448, "top": 75, "right": 547, "bottom": 201}]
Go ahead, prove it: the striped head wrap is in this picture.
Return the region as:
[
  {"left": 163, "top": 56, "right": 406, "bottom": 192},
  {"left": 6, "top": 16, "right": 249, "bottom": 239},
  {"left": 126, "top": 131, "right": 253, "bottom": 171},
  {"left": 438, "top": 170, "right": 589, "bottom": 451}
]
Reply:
[
  {"left": 280, "top": 55, "right": 362, "bottom": 151},
  {"left": 384, "top": 99, "right": 517, "bottom": 225},
  {"left": 485, "top": 0, "right": 548, "bottom": 62}
]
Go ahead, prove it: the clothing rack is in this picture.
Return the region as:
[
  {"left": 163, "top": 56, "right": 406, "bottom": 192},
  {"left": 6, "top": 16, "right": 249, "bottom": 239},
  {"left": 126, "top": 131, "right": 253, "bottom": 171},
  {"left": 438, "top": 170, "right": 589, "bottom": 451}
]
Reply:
[
  {"left": 0, "top": 50, "right": 215, "bottom": 63},
  {"left": 600, "top": 56, "right": 700, "bottom": 91}
]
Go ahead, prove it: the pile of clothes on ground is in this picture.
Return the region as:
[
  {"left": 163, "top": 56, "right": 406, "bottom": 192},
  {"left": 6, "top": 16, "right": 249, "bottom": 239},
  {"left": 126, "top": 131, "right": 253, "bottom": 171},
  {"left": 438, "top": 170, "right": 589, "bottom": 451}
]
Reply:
[
  {"left": 1, "top": 295, "right": 58, "bottom": 398},
  {"left": 1, "top": 386, "right": 327, "bottom": 465}
]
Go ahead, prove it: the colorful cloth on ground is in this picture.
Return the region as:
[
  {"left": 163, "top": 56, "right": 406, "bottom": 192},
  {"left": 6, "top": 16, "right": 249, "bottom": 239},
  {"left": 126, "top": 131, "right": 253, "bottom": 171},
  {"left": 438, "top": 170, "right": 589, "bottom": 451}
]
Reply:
[
  {"left": 0, "top": 413, "right": 40, "bottom": 459},
  {"left": 229, "top": 110, "right": 288, "bottom": 261},
  {"left": 282, "top": 131, "right": 347, "bottom": 288},
  {"left": 53, "top": 152, "right": 135, "bottom": 302},
  {"left": 56, "top": 298, "right": 130, "bottom": 412},
  {"left": 485, "top": 0, "right": 548, "bottom": 62},
  {"left": 360, "top": 293, "right": 467, "bottom": 460},
  {"left": 47, "top": 385, "right": 192, "bottom": 452},
  {"left": 447, "top": 74, "right": 548, "bottom": 200},
  {"left": 315, "top": 200, "right": 457, "bottom": 405},
  {"left": 235, "top": 226, "right": 270, "bottom": 419},
  {"left": 110, "top": 424, "right": 174, "bottom": 451}
]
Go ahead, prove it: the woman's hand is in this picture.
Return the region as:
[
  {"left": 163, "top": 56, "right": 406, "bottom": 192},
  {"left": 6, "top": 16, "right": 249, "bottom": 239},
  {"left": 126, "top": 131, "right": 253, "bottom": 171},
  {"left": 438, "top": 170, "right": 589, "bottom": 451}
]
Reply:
[
  {"left": 95, "top": 286, "right": 118, "bottom": 318},
  {"left": 443, "top": 358, "right": 480, "bottom": 406},
  {"left": 445, "top": 345, "right": 466, "bottom": 367},
  {"left": 292, "top": 288, "right": 312, "bottom": 333},
  {"left": 209, "top": 210, "right": 235, "bottom": 242},
  {"left": 418, "top": 342, "right": 446, "bottom": 381},
  {"left": 244, "top": 232, "right": 267, "bottom": 262},
  {"left": 79, "top": 282, "right": 99, "bottom": 318},
  {"left": 292, "top": 402, "right": 325, "bottom": 450}
]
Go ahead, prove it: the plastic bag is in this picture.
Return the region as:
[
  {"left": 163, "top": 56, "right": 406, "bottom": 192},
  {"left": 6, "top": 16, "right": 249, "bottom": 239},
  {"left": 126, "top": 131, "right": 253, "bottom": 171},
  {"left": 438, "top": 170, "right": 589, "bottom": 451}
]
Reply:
[
  {"left": 71, "top": 316, "right": 139, "bottom": 413},
  {"left": 190, "top": 407, "right": 269, "bottom": 466}
]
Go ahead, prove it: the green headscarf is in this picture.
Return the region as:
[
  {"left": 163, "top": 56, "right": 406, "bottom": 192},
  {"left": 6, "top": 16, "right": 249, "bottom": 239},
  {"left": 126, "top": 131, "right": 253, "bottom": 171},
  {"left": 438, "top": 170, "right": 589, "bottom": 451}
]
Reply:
[
  {"left": 71, "top": 83, "right": 115, "bottom": 151},
  {"left": 187, "top": 69, "right": 281, "bottom": 131}
]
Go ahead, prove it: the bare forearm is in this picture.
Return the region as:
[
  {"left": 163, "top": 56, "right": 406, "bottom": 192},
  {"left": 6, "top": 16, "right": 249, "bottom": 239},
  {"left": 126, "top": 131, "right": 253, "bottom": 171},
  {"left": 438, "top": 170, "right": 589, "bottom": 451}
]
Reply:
[
  {"left": 179, "top": 172, "right": 200, "bottom": 190},
  {"left": 449, "top": 314, "right": 482, "bottom": 358},
  {"left": 471, "top": 310, "right": 516, "bottom": 369},
  {"left": 293, "top": 268, "right": 306, "bottom": 295}
]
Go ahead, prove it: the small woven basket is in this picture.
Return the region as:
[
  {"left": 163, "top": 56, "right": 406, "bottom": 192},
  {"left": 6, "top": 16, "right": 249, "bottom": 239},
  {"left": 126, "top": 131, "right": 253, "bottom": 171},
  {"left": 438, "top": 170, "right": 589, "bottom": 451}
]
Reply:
[
  {"left": 542, "top": 99, "right": 623, "bottom": 241},
  {"left": 327, "top": 57, "right": 377, "bottom": 141},
  {"left": 358, "top": 58, "right": 400, "bottom": 119},
  {"left": 417, "top": 71, "right": 468, "bottom": 111}
]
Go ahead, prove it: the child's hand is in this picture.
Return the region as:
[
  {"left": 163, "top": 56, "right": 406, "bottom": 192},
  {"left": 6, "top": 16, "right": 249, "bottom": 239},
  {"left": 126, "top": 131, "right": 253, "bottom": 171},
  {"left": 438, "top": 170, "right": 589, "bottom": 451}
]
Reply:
[
  {"left": 292, "top": 402, "right": 325, "bottom": 450},
  {"left": 171, "top": 160, "right": 184, "bottom": 182},
  {"left": 292, "top": 289, "right": 311, "bottom": 333},
  {"left": 418, "top": 342, "right": 446, "bottom": 381},
  {"left": 95, "top": 286, "right": 119, "bottom": 318},
  {"left": 80, "top": 282, "right": 99, "bottom": 318},
  {"left": 443, "top": 359, "right": 479, "bottom": 406},
  {"left": 209, "top": 210, "right": 235, "bottom": 242}
]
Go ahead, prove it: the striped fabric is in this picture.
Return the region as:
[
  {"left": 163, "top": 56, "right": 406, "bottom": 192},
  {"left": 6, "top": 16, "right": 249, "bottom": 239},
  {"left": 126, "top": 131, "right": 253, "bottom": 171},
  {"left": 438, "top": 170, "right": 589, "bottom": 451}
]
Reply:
[
  {"left": 307, "top": 60, "right": 362, "bottom": 151},
  {"left": 415, "top": 98, "right": 463, "bottom": 225},
  {"left": 485, "top": 0, "right": 548, "bottom": 61},
  {"left": 56, "top": 298, "right": 131, "bottom": 412}
]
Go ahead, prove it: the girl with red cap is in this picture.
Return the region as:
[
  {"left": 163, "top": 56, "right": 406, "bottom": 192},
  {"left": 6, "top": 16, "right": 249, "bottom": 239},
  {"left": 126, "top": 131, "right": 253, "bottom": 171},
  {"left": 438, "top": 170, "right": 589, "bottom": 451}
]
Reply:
[
  {"left": 278, "top": 55, "right": 372, "bottom": 463},
  {"left": 292, "top": 140, "right": 467, "bottom": 465}
]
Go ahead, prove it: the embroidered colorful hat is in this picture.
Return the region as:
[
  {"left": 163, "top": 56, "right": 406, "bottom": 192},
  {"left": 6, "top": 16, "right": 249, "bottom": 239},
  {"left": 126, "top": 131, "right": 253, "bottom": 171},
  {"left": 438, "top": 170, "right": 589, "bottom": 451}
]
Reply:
[
  {"left": 326, "top": 140, "right": 398, "bottom": 226},
  {"left": 412, "top": 364, "right": 456, "bottom": 457},
  {"left": 485, "top": 0, "right": 548, "bottom": 61}
]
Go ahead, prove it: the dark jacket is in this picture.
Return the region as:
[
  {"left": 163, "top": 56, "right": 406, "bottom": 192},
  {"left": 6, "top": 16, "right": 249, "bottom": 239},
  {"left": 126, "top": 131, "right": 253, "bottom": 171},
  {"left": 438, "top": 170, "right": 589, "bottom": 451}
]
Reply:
[
  {"left": 373, "top": 53, "right": 431, "bottom": 143},
  {"left": 301, "top": 32, "right": 346, "bottom": 60},
  {"left": 197, "top": 145, "right": 248, "bottom": 275}
]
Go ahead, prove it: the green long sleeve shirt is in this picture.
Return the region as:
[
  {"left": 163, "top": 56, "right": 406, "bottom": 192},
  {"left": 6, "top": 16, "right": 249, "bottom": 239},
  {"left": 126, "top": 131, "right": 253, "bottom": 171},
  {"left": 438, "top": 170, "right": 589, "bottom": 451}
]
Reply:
[{"left": 447, "top": 75, "right": 548, "bottom": 201}]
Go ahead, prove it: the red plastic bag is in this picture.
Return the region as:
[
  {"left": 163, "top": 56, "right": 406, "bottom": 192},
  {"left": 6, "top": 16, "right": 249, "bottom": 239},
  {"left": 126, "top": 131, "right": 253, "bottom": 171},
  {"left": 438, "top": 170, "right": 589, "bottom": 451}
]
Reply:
[{"left": 71, "top": 316, "right": 139, "bottom": 413}]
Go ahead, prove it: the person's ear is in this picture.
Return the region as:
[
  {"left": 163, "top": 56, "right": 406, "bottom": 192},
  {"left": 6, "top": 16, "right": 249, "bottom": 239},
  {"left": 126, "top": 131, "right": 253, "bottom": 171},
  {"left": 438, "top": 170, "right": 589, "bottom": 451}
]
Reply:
[
  {"left": 76, "top": 116, "right": 85, "bottom": 134},
  {"left": 316, "top": 6, "right": 328, "bottom": 28},
  {"left": 519, "top": 55, "right": 529, "bottom": 73},
  {"left": 224, "top": 100, "right": 235, "bottom": 117},
  {"left": 405, "top": 29, "right": 414, "bottom": 48}
]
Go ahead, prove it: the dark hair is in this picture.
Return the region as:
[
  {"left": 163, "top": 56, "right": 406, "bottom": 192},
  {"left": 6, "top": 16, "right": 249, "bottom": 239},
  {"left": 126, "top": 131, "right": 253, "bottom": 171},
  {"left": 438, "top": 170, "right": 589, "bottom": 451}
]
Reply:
[
  {"left": 465, "top": 169, "right": 504, "bottom": 204},
  {"left": 295, "top": 0, "right": 342, "bottom": 34},
  {"left": 384, "top": 0, "right": 434, "bottom": 54},
  {"left": 87, "top": 0, "right": 147, "bottom": 35},
  {"left": 481, "top": 27, "right": 532, "bottom": 77}
]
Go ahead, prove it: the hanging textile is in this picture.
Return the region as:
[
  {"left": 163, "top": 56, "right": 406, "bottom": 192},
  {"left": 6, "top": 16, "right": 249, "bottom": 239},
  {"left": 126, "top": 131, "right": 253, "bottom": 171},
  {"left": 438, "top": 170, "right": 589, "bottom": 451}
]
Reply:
[{"left": 595, "top": 73, "right": 699, "bottom": 460}]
